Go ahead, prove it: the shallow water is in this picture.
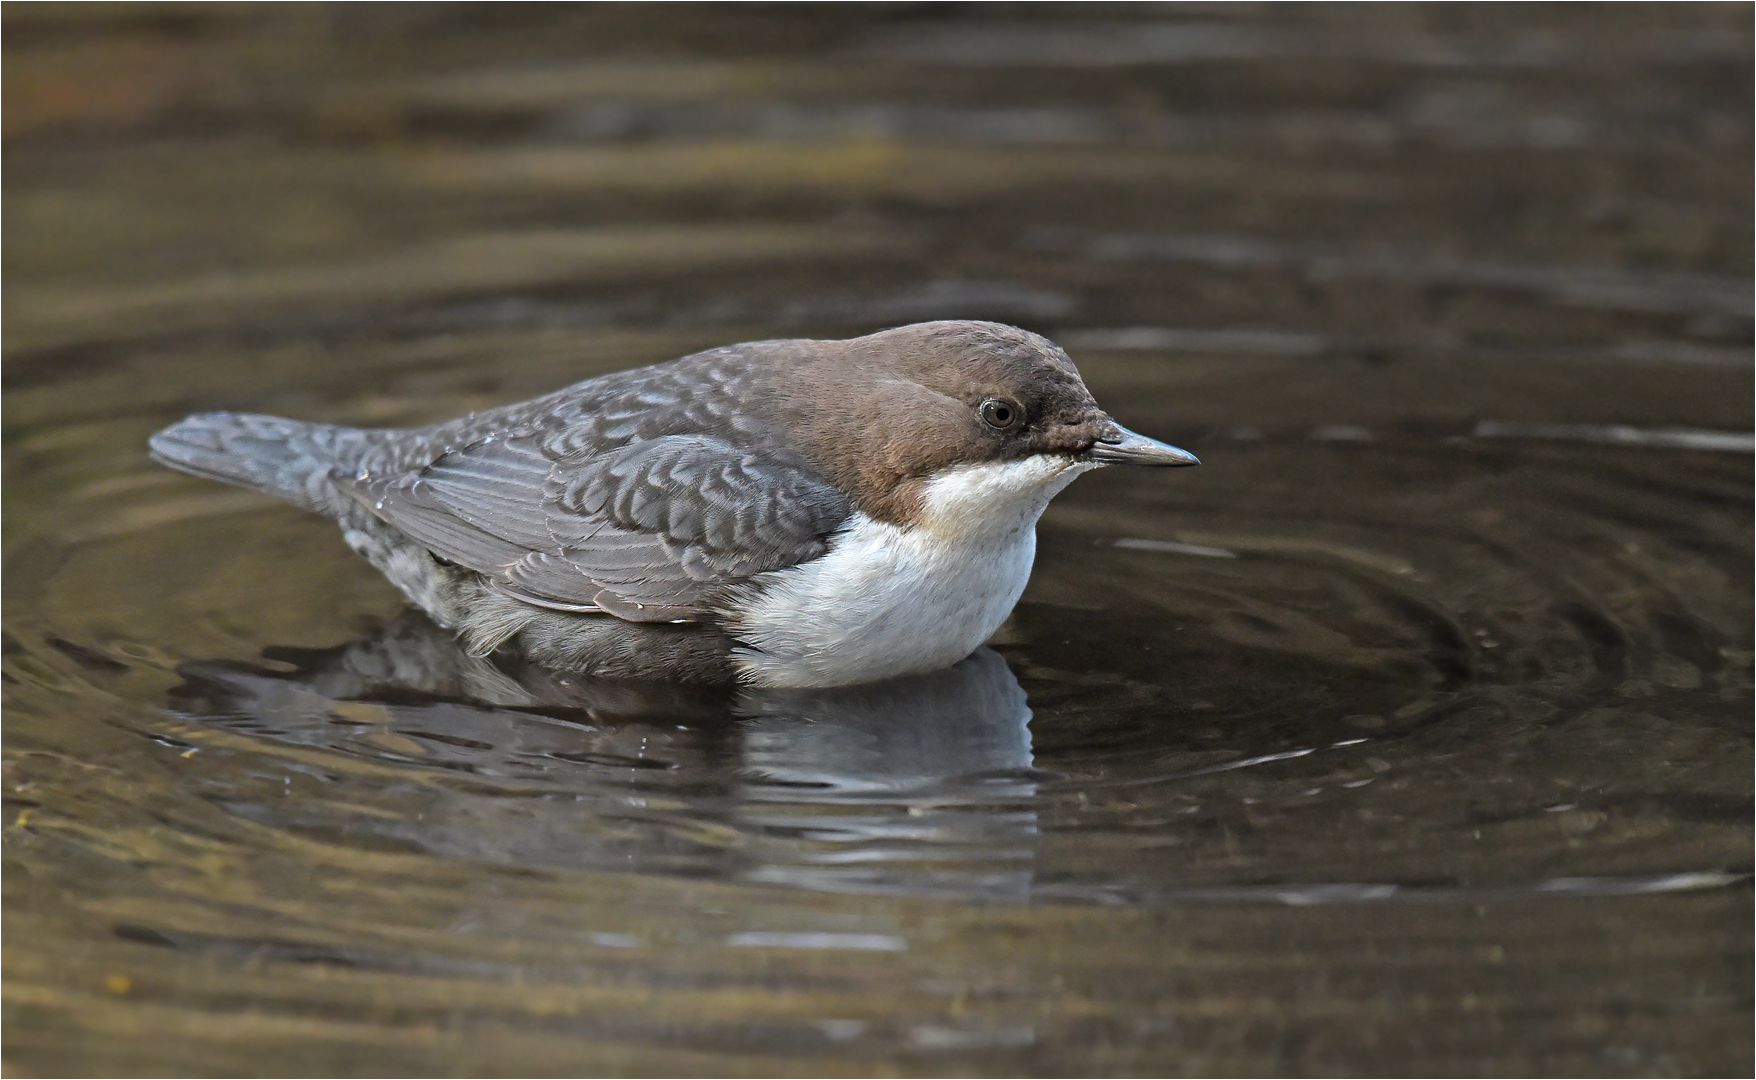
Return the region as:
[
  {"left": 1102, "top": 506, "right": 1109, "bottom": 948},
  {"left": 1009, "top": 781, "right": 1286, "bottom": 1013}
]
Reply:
[{"left": 4, "top": 6, "right": 1751, "bottom": 1076}]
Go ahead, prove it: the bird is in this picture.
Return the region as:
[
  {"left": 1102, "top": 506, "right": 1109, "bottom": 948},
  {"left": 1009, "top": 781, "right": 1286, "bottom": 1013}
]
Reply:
[{"left": 149, "top": 320, "right": 1198, "bottom": 688}]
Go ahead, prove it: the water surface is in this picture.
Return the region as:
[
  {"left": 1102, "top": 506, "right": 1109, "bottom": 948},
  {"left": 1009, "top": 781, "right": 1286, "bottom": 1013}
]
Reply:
[{"left": 4, "top": 6, "right": 1750, "bottom": 1076}]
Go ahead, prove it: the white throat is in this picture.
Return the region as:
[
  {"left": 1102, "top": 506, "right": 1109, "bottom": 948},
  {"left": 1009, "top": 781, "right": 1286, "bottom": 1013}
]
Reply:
[{"left": 731, "top": 454, "right": 1097, "bottom": 687}]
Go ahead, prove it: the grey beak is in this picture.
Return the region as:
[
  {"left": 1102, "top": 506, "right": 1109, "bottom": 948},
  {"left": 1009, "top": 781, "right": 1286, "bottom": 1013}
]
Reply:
[{"left": 1087, "top": 423, "right": 1201, "bottom": 467}]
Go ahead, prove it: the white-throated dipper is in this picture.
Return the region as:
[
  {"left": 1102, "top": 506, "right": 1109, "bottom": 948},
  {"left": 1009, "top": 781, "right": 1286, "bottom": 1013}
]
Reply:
[{"left": 150, "top": 320, "right": 1198, "bottom": 687}]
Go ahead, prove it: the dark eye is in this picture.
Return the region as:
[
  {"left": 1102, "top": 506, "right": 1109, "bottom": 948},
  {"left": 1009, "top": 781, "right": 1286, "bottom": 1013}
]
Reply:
[{"left": 979, "top": 397, "right": 1025, "bottom": 432}]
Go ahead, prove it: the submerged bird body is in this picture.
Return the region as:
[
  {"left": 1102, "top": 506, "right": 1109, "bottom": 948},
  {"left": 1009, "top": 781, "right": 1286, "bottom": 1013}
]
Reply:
[{"left": 150, "top": 321, "right": 1196, "bottom": 687}]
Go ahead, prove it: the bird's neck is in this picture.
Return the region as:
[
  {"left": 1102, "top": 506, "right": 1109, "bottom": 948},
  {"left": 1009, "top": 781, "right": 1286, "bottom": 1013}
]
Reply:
[{"left": 908, "top": 455, "right": 1097, "bottom": 542}]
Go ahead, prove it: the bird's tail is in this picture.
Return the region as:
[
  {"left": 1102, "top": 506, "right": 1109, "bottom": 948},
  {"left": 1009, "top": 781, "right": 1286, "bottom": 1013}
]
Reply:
[{"left": 148, "top": 412, "right": 374, "bottom": 514}]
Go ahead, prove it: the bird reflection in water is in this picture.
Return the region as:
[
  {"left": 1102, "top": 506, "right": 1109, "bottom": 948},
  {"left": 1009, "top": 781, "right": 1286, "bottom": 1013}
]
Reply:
[{"left": 168, "top": 611, "right": 1043, "bottom": 899}]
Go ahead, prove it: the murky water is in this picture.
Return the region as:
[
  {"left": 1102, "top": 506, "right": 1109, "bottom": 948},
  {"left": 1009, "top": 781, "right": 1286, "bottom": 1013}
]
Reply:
[{"left": 5, "top": 7, "right": 1751, "bottom": 1076}]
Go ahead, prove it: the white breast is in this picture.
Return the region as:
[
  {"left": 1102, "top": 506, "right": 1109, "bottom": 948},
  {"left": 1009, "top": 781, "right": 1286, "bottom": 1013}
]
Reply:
[{"left": 730, "top": 454, "right": 1096, "bottom": 688}]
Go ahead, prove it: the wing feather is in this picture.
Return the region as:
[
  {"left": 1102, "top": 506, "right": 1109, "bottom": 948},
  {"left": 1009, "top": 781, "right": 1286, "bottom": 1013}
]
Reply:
[{"left": 346, "top": 431, "right": 849, "bottom": 623}]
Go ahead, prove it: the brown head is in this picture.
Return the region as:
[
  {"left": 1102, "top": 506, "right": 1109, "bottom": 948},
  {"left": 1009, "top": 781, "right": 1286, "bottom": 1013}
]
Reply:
[{"left": 746, "top": 320, "right": 1197, "bottom": 524}]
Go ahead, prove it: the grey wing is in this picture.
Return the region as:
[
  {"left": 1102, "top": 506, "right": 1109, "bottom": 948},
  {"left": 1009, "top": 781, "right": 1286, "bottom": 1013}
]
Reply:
[{"left": 347, "top": 433, "right": 850, "bottom": 622}]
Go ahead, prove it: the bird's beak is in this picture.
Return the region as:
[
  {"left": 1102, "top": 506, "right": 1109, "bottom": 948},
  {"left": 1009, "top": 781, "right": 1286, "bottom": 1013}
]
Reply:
[{"left": 1086, "top": 423, "right": 1200, "bottom": 467}]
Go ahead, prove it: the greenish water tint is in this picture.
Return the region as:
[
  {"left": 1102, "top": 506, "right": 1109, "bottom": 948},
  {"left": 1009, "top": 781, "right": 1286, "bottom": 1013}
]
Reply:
[{"left": 5, "top": 6, "right": 1750, "bottom": 1076}]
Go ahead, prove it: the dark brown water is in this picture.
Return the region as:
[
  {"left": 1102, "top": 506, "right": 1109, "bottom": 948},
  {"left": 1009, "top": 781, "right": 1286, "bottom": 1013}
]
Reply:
[{"left": 4, "top": 6, "right": 1751, "bottom": 1076}]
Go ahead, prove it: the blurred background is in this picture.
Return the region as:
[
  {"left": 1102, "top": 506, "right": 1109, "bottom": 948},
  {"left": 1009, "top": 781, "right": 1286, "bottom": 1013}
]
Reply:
[{"left": 4, "top": 4, "right": 1751, "bottom": 1077}]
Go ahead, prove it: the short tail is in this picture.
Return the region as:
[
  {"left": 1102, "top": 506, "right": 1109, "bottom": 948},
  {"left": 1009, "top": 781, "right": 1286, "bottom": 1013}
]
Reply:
[{"left": 149, "top": 412, "right": 372, "bottom": 514}]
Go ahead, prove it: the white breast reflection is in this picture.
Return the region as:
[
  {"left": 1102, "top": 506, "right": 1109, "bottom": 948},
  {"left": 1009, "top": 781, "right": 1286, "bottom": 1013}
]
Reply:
[{"left": 734, "top": 648, "right": 1040, "bottom": 900}]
